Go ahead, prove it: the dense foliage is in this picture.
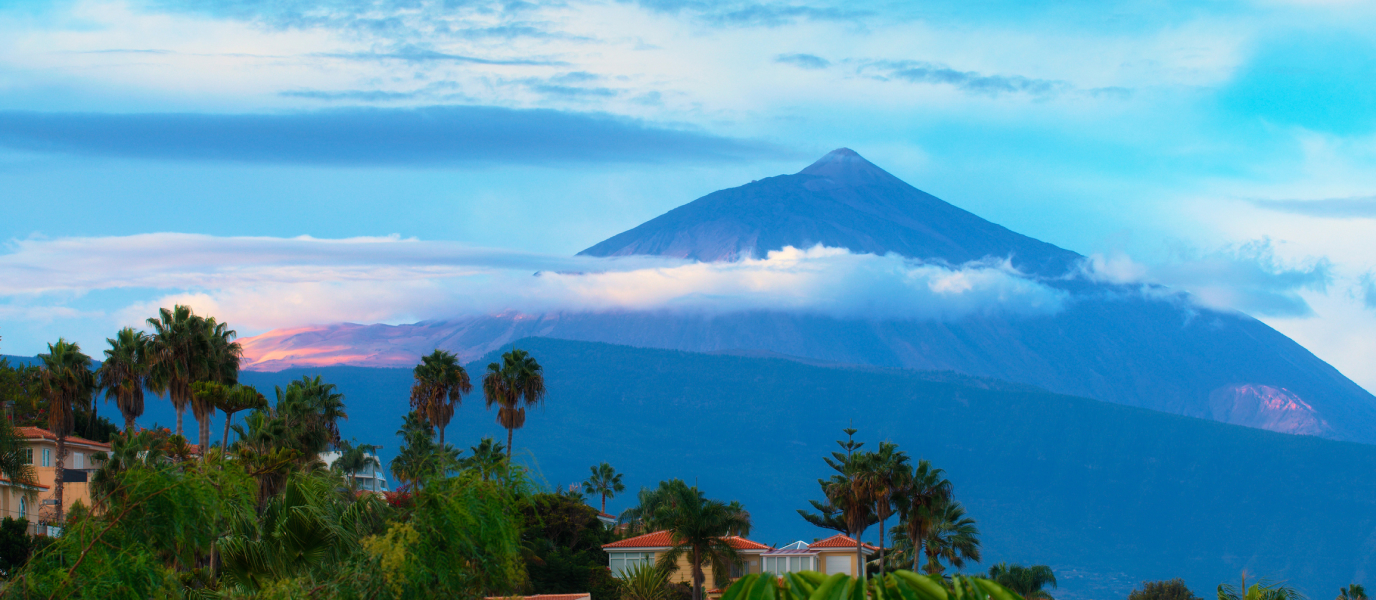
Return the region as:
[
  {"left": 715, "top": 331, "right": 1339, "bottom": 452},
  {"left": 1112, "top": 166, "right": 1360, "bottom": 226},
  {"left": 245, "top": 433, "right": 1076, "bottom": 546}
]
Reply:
[{"left": 1127, "top": 579, "right": 1202, "bottom": 600}]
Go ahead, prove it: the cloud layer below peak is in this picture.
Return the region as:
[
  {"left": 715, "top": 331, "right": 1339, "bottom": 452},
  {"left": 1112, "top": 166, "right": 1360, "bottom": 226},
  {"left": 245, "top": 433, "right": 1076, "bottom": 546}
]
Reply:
[{"left": 0, "top": 234, "right": 1067, "bottom": 335}]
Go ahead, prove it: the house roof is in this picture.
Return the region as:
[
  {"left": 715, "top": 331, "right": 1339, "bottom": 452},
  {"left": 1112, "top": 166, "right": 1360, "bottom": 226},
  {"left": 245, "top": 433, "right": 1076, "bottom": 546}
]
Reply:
[
  {"left": 808, "top": 534, "right": 879, "bottom": 553},
  {"left": 16, "top": 427, "right": 111, "bottom": 451},
  {"left": 602, "top": 530, "right": 770, "bottom": 551},
  {"left": 485, "top": 594, "right": 591, "bottom": 600},
  {"left": 0, "top": 474, "right": 48, "bottom": 490}
]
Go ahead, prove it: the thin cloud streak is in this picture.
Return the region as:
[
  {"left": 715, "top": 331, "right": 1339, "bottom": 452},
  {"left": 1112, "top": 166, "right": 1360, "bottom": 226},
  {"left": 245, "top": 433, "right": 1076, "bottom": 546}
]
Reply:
[
  {"left": 0, "top": 106, "right": 790, "bottom": 166},
  {"left": 1, "top": 234, "right": 1068, "bottom": 332},
  {"left": 1250, "top": 196, "right": 1376, "bottom": 219}
]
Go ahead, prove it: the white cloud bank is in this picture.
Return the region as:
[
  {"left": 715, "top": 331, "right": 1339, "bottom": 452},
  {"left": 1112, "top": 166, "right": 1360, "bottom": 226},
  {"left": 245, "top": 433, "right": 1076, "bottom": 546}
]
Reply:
[{"left": 0, "top": 234, "right": 1067, "bottom": 335}]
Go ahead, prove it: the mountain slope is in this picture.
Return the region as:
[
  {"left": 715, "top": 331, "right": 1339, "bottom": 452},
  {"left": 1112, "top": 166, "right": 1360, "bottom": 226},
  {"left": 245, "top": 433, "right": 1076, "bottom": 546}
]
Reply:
[
  {"left": 580, "top": 149, "right": 1081, "bottom": 276},
  {"left": 226, "top": 338, "right": 1376, "bottom": 600},
  {"left": 239, "top": 149, "right": 1376, "bottom": 443}
]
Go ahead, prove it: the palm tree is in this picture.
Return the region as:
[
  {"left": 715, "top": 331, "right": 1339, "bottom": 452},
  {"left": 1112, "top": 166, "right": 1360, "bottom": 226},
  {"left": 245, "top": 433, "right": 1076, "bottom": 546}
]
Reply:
[
  {"left": 460, "top": 437, "right": 506, "bottom": 482},
  {"left": 921, "top": 498, "right": 981, "bottom": 575},
  {"left": 190, "top": 316, "right": 242, "bottom": 457},
  {"left": 38, "top": 338, "right": 96, "bottom": 523},
  {"left": 894, "top": 459, "right": 953, "bottom": 572},
  {"left": 863, "top": 441, "right": 908, "bottom": 576},
  {"left": 1217, "top": 573, "right": 1304, "bottom": 600},
  {"left": 823, "top": 448, "right": 877, "bottom": 581},
  {"left": 481, "top": 348, "right": 546, "bottom": 463},
  {"left": 409, "top": 349, "right": 471, "bottom": 446},
  {"left": 333, "top": 439, "right": 382, "bottom": 493},
  {"left": 216, "top": 384, "right": 266, "bottom": 453},
  {"left": 989, "top": 563, "right": 1058, "bottom": 600},
  {"left": 584, "top": 462, "right": 626, "bottom": 514},
  {"left": 97, "top": 327, "right": 151, "bottom": 433},
  {"left": 649, "top": 480, "right": 751, "bottom": 600},
  {"left": 146, "top": 305, "right": 199, "bottom": 439},
  {"left": 1339, "top": 586, "right": 1368, "bottom": 600}
]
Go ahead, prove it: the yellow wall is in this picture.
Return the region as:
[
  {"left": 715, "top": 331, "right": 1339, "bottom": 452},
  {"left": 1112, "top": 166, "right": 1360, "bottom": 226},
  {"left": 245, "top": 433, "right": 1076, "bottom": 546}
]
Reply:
[
  {"left": 23, "top": 438, "right": 107, "bottom": 522},
  {"left": 655, "top": 551, "right": 761, "bottom": 589}
]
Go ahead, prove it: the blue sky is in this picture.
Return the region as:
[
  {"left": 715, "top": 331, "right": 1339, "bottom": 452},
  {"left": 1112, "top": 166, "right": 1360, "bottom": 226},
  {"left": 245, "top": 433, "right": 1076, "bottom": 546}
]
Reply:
[{"left": 2, "top": 0, "right": 1376, "bottom": 389}]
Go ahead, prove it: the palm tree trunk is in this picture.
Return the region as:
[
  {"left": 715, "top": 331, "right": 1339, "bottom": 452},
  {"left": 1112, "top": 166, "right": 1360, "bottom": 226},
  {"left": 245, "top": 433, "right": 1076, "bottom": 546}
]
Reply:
[
  {"left": 222, "top": 411, "right": 234, "bottom": 454},
  {"left": 601, "top": 494, "right": 607, "bottom": 514},
  {"left": 878, "top": 515, "right": 886, "bottom": 576},
  {"left": 199, "top": 414, "right": 210, "bottom": 461},
  {"left": 693, "top": 546, "right": 702, "bottom": 600},
  {"left": 175, "top": 404, "right": 184, "bottom": 438},
  {"left": 54, "top": 435, "right": 66, "bottom": 523},
  {"left": 124, "top": 414, "right": 136, "bottom": 435},
  {"left": 438, "top": 424, "right": 445, "bottom": 447},
  {"left": 506, "top": 425, "right": 514, "bottom": 462}
]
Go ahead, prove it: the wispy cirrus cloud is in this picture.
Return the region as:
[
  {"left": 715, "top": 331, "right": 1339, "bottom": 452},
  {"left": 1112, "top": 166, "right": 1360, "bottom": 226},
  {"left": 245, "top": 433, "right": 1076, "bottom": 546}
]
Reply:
[
  {"left": 1250, "top": 196, "right": 1376, "bottom": 218},
  {"left": 861, "top": 60, "right": 1072, "bottom": 97},
  {"left": 0, "top": 106, "right": 788, "bottom": 166},
  {"left": 775, "top": 53, "right": 830, "bottom": 69}
]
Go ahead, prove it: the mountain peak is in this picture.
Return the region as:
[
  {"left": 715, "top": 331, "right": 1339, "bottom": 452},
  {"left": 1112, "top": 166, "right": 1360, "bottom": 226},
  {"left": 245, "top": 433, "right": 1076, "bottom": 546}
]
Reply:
[{"left": 797, "top": 148, "right": 895, "bottom": 185}]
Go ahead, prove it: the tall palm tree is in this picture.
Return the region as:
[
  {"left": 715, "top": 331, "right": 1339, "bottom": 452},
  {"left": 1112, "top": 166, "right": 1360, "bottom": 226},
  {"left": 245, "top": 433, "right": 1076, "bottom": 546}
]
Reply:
[
  {"left": 190, "top": 316, "right": 242, "bottom": 457},
  {"left": 922, "top": 498, "right": 981, "bottom": 575},
  {"left": 988, "top": 563, "right": 1058, "bottom": 600},
  {"left": 823, "top": 448, "right": 877, "bottom": 581},
  {"left": 894, "top": 459, "right": 953, "bottom": 572},
  {"left": 38, "top": 338, "right": 95, "bottom": 523},
  {"left": 863, "top": 441, "right": 908, "bottom": 576},
  {"left": 146, "top": 305, "right": 200, "bottom": 439},
  {"left": 649, "top": 480, "right": 751, "bottom": 600},
  {"left": 481, "top": 348, "right": 546, "bottom": 463},
  {"left": 97, "top": 327, "right": 151, "bottom": 433},
  {"left": 409, "top": 349, "right": 471, "bottom": 446},
  {"left": 584, "top": 462, "right": 626, "bottom": 514}
]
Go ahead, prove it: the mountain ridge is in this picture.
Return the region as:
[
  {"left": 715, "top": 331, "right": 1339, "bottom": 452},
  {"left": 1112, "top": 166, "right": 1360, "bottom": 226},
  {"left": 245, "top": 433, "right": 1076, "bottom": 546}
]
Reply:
[{"left": 238, "top": 149, "right": 1376, "bottom": 443}]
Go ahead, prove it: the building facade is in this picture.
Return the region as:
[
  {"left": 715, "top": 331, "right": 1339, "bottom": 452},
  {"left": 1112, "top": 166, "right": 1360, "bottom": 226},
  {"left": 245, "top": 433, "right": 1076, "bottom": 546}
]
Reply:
[{"left": 319, "top": 450, "right": 390, "bottom": 492}]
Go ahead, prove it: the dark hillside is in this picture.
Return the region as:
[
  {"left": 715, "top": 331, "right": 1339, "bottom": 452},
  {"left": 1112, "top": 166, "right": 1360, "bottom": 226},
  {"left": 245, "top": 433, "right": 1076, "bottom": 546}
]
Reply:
[{"left": 161, "top": 340, "right": 1376, "bottom": 600}]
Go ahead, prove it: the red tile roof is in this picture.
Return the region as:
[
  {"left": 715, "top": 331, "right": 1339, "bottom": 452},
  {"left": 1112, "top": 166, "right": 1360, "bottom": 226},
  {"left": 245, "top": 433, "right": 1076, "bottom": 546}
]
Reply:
[
  {"left": 485, "top": 595, "right": 590, "bottom": 600},
  {"left": 604, "top": 530, "right": 675, "bottom": 548},
  {"left": 809, "top": 534, "right": 879, "bottom": 552},
  {"left": 16, "top": 427, "right": 111, "bottom": 450},
  {"left": 602, "top": 530, "right": 770, "bottom": 551},
  {"left": 724, "top": 535, "right": 770, "bottom": 550}
]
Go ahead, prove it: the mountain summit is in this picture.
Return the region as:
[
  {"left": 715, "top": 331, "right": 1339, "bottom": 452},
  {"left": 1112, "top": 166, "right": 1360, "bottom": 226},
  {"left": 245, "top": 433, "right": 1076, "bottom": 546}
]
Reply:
[{"left": 579, "top": 148, "right": 1080, "bottom": 275}]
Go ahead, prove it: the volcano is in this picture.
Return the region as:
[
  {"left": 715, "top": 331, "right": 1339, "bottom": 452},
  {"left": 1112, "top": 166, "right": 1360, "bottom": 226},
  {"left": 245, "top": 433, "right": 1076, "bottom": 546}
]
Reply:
[{"left": 240, "top": 149, "right": 1376, "bottom": 443}]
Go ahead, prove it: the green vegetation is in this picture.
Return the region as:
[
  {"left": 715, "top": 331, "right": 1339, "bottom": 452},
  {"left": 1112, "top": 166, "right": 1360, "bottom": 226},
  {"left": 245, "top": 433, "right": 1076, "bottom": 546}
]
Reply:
[
  {"left": 987, "top": 564, "right": 1056, "bottom": 600},
  {"left": 722, "top": 570, "right": 1021, "bottom": 600},
  {"left": 1338, "top": 586, "right": 1368, "bottom": 600},
  {"left": 1128, "top": 579, "right": 1202, "bottom": 600},
  {"left": 1217, "top": 574, "right": 1305, "bottom": 600}
]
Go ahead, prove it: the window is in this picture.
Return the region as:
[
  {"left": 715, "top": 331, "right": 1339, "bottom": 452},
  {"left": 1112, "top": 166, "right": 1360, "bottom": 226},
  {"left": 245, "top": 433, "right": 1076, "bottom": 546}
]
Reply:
[
  {"left": 74, "top": 453, "right": 83, "bottom": 469},
  {"left": 41, "top": 448, "right": 50, "bottom": 467},
  {"left": 17, "top": 497, "right": 25, "bottom": 519},
  {"left": 21, "top": 448, "right": 31, "bottom": 465},
  {"left": 763, "top": 555, "right": 815, "bottom": 575},
  {"left": 609, "top": 552, "right": 654, "bottom": 578}
]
